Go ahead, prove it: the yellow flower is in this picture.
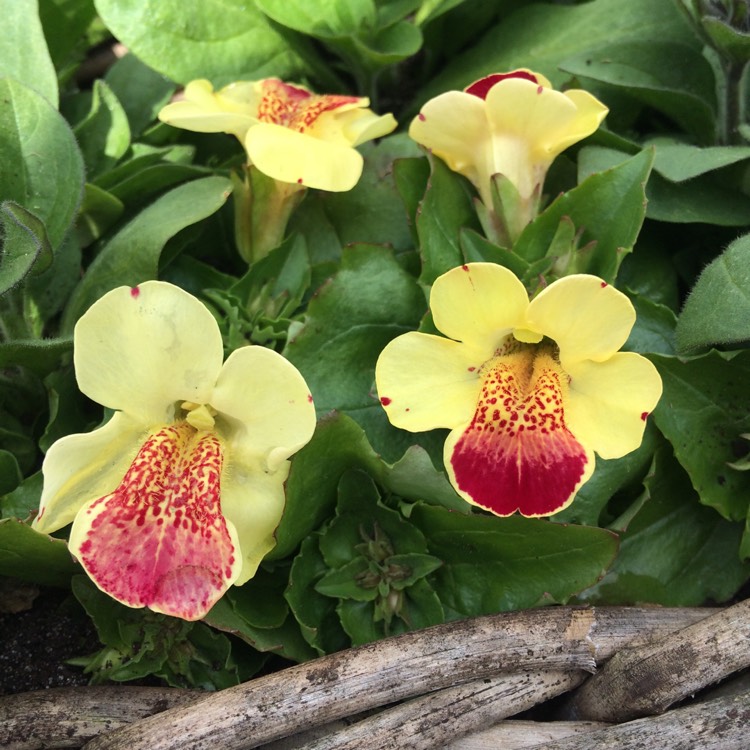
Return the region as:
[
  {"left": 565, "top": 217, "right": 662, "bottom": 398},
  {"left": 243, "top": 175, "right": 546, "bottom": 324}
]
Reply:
[
  {"left": 158, "top": 78, "right": 397, "bottom": 192},
  {"left": 33, "top": 281, "right": 316, "bottom": 620},
  {"left": 409, "top": 70, "right": 608, "bottom": 240},
  {"left": 375, "top": 263, "right": 661, "bottom": 517}
]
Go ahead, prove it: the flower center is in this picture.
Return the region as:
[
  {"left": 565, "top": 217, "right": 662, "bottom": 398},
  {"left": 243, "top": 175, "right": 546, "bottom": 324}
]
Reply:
[
  {"left": 447, "top": 344, "right": 592, "bottom": 516},
  {"left": 71, "top": 421, "right": 239, "bottom": 620}
]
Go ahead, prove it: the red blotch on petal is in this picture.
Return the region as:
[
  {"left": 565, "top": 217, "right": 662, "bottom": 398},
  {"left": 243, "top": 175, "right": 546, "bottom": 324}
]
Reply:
[
  {"left": 380, "top": 396, "right": 392, "bottom": 406},
  {"left": 465, "top": 71, "right": 538, "bottom": 100},
  {"left": 130, "top": 286, "right": 140, "bottom": 298},
  {"left": 450, "top": 352, "right": 590, "bottom": 516},
  {"left": 641, "top": 411, "right": 649, "bottom": 421},
  {"left": 75, "top": 423, "right": 236, "bottom": 621},
  {"left": 418, "top": 113, "right": 426, "bottom": 121},
  {"left": 601, "top": 281, "right": 608, "bottom": 288}
]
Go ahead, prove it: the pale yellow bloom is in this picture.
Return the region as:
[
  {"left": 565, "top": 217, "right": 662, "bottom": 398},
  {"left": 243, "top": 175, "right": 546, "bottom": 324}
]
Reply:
[
  {"left": 159, "top": 78, "right": 397, "bottom": 191},
  {"left": 376, "top": 263, "right": 661, "bottom": 517},
  {"left": 33, "top": 282, "right": 316, "bottom": 620}
]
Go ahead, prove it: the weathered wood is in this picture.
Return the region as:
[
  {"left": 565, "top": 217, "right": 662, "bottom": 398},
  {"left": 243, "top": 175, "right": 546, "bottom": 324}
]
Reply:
[
  {"left": 446, "top": 719, "right": 611, "bottom": 750},
  {"left": 75, "top": 607, "right": 711, "bottom": 750},
  {"left": 295, "top": 670, "right": 586, "bottom": 750},
  {"left": 564, "top": 598, "right": 750, "bottom": 722},
  {"left": 0, "top": 687, "right": 198, "bottom": 750},
  {"left": 530, "top": 691, "right": 750, "bottom": 749}
]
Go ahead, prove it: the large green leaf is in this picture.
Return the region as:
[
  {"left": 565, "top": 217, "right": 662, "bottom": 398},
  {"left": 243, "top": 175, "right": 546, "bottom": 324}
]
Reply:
[
  {"left": 0, "top": 0, "right": 57, "bottom": 106},
  {"left": 514, "top": 148, "right": 653, "bottom": 281},
  {"left": 61, "top": 175, "right": 232, "bottom": 328},
  {"left": 579, "top": 444, "right": 750, "bottom": 605},
  {"left": 0, "top": 202, "right": 53, "bottom": 296},
  {"left": 411, "top": 504, "right": 618, "bottom": 617},
  {"left": 0, "top": 78, "right": 84, "bottom": 251},
  {"left": 94, "top": 0, "right": 306, "bottom": 86},
  {"left": 675, "top": 233, "right": 750, "bottom": 353},
  {"left": 0, "top": 518, "right": 79, "bottom": 587},
  {"left": 651, "top": 351, "right": 750, "bottom": 522},
  {"left": 417, "top": 0, "right": 699, "bottom": 104},
  {"left": 561, "top": 41, "right": 716, "bottom": 142}
]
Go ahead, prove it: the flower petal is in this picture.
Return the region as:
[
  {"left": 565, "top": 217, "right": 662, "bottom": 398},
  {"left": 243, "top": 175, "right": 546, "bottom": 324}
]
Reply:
[
  {"left": 210, "top": 345, "right": 316, "bottom": 473},
  {"left": 408, "top": 91, "right": 492, "bottom": 200},
  {"left": 338, "top": 109, "right": 397, "bottom": 147},
  {"left": 566, "top": 352, "right": 663, "bottom": 459},
  {"left": 245, "top": 123, "right": 365, "bottom": 190},
  {"left": 158, "top": 79, "right": 257, "bottom": 141},
  {"left": 430, "top": 263, "right": 530, "bottom": 352},
  {"left": 33, "top": 412, "right": 147, "bottom": 534},
  {"left": 74, "top": 281, "right": 224, "bottom": 424},
  {"left": 68, "top": 423, "right": 242, "bottom": 621},
  {"left": 525, "top": 276, "right": 636, "bottom": 367},
  {"left": 375, "top": 332, "right": 483, "bottom": 432},
  {"left": 445, "top": 350, "right": 594, "bottom": 516},
  {"left": 219, "top": 458, "right": 289, "bottom": 586},
  {"left": 484, "top": 77, "right": 607, "bottom": 161}
]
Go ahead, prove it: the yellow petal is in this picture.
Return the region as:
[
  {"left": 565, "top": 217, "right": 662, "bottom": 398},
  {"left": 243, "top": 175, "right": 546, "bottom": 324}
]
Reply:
[
  {"left": 484, "top": 77, "right": 607, "bottom": 161},
  {"left": 245, "top": 123, "right": 365, "bottom": 190},
  {"left": 220, "top": 458, "right": 289, "bottom": 586},
  {"left": 158, "top": 79, "right": 257, "bottom": 141},
  {"left": 430, "top": 263, "right": 530, "bottom": 353},
  {"left": 210, "top": 345, "right": 316, "bottom": 473},
  {"left": 33, "top": 412, "right": 147, "bottom": 534},
  {"left": 74, "top": 281, "right": 225, "bottom": 424},
  {"left": 565, "top": 352, "right": 663, "bottom": 459},
  {"left": 525, "top": 276, "right": 635, "bottom": 367},
  {"left": 337, "top": 108, "right": 397, "bottom": 147},
  {"left": 409, "top": 91, "right": 492, "bottom": 202},
  {"left": 375, "top": 332, "right": 483, "bottom": 432}
]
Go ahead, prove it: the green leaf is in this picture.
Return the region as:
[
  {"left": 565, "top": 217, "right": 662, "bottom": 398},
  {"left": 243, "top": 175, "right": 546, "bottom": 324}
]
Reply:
[
  {"left": 0, "top": 450, "right": 22, "bottom": 496},
  {"left": 0, "top": 0, "right": 58, "bottom": 106},
  {"left": 675, "top": 233, "right": 750, "bottom": 353},
  {"left": 1, "top": 470, "right": 42, "bottom": 520},
  {"left": 286, "top": 534, "right": 349, "bottom": 655},
  {"left": 104, "top": 53, "right": 176, "bottom": 137},
  {"left": 417, "top": 0, "right": 700, "bottom": 102},
  {"left": 624, "top": 293, "right": 677, "bottom": 355},
  {"left": 561, "top": 41, "right": 716, "bottom": 142},
  {"left": 38, "top": 0, "right": 97, "bottom": 72},
  {"left": 0, "top": 202, "right": 53, "bottom": 295},
  {"left": 514, "top": 148, "right": 653, "bottom": 282},
  {"left": 283, "top": 243, "right": 427, "bottom": 461},
  {"left": 0, "top": 337, "right": 73, "bottom": 376},
  {"left": 61, "top": 175, "right": 232, "bottom": 328},
  {"left": 271, "top": 413, "right": 383, "bottom": 561},
  {"left": 0, "top": 518, "right": 79, "bottom": 587},
  {"left": 77, "top": 183, "right": 125, "bottom": 247},
  {"left": 416, "top": 155, "right": 481, "bottom": 286},
  {"left": 651, "top": 351, "right": 750, "bottom": 522},
  {"left": 94, "top": 0, "right": 306, "bottom": 86},
  {"left": 254, "top": 0, "right": 377, "bottom": 38},
  {"left": 0, "top": 78, "right": 85, "bottom": 251},
  {"left": 578, "top": 444, "right": 750, "bottom": 605},
  {"left": 73, "top": 79, "right": 131, "bottom": 178},
  {"left": 702, "top": 15, "right": 750, "bottom": 63},
  {"left": 647, "top": 138, "right": 750, "bottom": 182},
  {"left": 411, "top": 504, "right": 618, "bottom": 617}
]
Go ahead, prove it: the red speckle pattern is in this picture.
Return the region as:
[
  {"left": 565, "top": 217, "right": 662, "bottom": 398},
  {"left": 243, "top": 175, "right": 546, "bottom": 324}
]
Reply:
[
  {"left": 465, "top": 71, "right": 539, "bottom": 100},
  {"left": 257, "top": 79, "right": 359, "bottom": 133},
  {"left": 76, "top": 422, "right": 236, "bottom": 620},
  {"left": 450, "top": 349, "right": 589, "bottom": 516}
]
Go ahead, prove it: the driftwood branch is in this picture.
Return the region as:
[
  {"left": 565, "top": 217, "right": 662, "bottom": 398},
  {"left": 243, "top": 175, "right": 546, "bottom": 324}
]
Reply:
[
  {"left": 563, "top": 598, "right": 750, "bottom": 722},
  {"left": 71, "top": 606, "right": 709, "bottom": 750},
  {"left": 295, "top": 670, "right": 586, "bottom": 750},
  {"left": 530, "top": 690, "right": 750, "bottom": 749},
  {"left": 0, "top": 687, "right": 197, "bottom": 750},
  {"left": 444, "top": 719, "right": 610, "bottom": 750}
]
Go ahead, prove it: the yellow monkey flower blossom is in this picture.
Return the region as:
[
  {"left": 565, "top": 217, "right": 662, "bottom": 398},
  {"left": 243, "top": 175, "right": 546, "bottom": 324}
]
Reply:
[
  {"left": 158, "top": 78, "right": 397, "bottom": 192},
  {"left": 33, "top": 281, "right": 316, "bottom": 621},
  {"left": 409, "top": 70, "right": 608, "bottom": 243},
  {"left": 375, "top": 263, "right": 661, "bottom": 518}
]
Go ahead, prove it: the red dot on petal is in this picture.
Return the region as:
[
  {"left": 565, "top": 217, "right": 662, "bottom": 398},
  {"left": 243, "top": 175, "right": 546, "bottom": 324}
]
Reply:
[
  {"left": 130, "top": 286, "right": 140, "bottom": 298},
  {"left": 418, "top": 113, "right": 426, "bottom": 121},
  {"left": 380, "top": 397, "right": 392, "bottom": 406},
  {"left": 601, "top": 281, "right": 608, "bottom": 288},
  {"left": 641, "top": 411, "right": 649, "bottom": 421}
]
